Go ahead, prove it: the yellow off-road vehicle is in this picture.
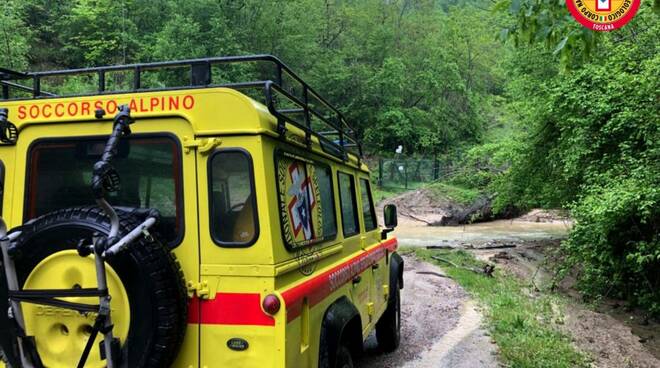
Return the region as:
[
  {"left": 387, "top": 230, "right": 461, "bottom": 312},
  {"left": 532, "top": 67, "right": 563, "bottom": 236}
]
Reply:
[{"left": 0, "top": 55, "right": 402, "bottom": 368}]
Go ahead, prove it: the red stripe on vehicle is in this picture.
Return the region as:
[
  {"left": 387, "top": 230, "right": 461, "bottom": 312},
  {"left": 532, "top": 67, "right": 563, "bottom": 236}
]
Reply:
[
  {"left": 188, "top": 293, "right": 275, "bottom": 326},
  {"left": 281, "top": 238, "right": 398, "bottom": 322},
  {"left": 188, "top": 294, "right": 201, "bottom": 323}
]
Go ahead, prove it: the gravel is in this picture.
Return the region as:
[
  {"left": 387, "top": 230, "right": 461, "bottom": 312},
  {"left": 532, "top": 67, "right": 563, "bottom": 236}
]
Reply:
[{"left": 357, "top": 255, "right": 498, "bottom": 368}]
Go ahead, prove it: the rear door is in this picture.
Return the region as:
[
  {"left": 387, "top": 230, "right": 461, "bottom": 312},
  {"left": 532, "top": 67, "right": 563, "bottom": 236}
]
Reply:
[
  {"left": 14, "top": 116, "right": 201, "bottom": 367},
  {"left": 357, "top": 177, "right": 388, "bottom": 317},
  {"left": 337, "top": 171, "right": 374, "bottom": 329}
]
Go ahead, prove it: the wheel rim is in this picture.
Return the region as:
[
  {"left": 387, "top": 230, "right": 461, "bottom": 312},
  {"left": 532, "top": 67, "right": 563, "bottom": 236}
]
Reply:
[{"left": 22, "top": 250, "right": 131, "bottom": 368}]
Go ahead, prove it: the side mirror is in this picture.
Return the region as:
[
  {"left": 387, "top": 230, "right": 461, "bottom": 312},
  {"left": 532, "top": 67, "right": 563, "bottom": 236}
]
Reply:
[{"left": 381, "top": 204, "right": 398, "bottom": 239}]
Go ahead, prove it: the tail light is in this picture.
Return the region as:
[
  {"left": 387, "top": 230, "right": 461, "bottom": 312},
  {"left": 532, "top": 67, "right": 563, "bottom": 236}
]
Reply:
[{"left": 262, "top": 294, "right": 281, "bottom": 315}]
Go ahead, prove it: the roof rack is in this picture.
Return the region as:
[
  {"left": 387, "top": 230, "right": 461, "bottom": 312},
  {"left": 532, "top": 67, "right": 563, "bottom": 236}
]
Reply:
[{"left": 0, "top": 55, "right": 362, "bottom": 160}]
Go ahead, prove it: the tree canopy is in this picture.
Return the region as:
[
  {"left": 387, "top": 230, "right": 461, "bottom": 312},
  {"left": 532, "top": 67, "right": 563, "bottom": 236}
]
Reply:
[{"left": 1, "top": 0, "right": 510, "bottom": 155}]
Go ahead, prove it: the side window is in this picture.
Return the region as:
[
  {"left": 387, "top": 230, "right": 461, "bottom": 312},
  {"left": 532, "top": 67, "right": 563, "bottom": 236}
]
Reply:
[
  {"left": 276, "top": 152, "right": 337, "bottom": 249},
  {"left": 338, "top": 172, "right": 359, "bottom": 237},
  {"left": 360, "top": 178, "right": 377, "bottom": 231},
  {"left": 209, "top": 150, "right": 258, "bottom": 246},
  {"left": 0, "top": 161, "right": 4, "bottom": 216}
]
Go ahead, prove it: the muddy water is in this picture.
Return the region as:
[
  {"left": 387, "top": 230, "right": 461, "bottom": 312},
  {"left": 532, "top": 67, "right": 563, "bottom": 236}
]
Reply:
[{"left": 392, "top": 219, "right": 572, "bottom": 247}]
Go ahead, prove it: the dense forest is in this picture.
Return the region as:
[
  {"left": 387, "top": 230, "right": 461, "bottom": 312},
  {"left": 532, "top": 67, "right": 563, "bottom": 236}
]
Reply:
[{"left": 1, "top": 0, "right": 659, "bottom": 312}]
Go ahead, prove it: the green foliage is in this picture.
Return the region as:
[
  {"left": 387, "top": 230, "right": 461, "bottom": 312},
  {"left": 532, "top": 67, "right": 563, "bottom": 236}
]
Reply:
[
  {"left": 426, "top": 182, "right": 480, "bottom": 205},
  {"left": 372, "top": 186, "right": 413, "bottom": 203},
  {"left": 61, "top": 0, "right": 140, "bottom": 65},
  {"left": 497, "top": 0, "right": 598, "bottom": 64},
  {"left": 4, "top": 0, "right": 509, "bottom": 156},
  {"left": 492, "top": 7, "right": 660, "bottom": 312},
  {"left": 445, "top": 139, "right": 520, "bottom": 190},
  {"left": 414, "top": 248, "right": 590, "bottom": 368},
  {"left": 0, "top": 1, "right": 31, "bottom": 69},
  {"left": 564, "top": 173, "right": 660, "bottom": 313}
]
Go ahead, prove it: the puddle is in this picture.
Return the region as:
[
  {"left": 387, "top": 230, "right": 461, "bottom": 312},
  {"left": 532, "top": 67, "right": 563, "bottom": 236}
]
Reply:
[{"left": 392, "top": 219, "right": 572, "bottom": 247}]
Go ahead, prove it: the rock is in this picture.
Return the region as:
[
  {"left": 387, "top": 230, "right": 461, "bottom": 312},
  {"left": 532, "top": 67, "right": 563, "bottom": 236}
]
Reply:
[{"left": 516, "top": 209, "right": 572, "bottom": 223}]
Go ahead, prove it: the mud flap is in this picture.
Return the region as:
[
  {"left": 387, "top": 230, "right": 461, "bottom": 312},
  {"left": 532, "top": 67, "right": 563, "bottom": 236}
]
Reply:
[
  {"left": 389, "top": 252, "right": 404, "bottom": 295},
  {"left": 0, "top": 253, "right": 22, "bottom": 368},
  {"left": 0, "top": 253, "right": 45, "bottom": 368}
]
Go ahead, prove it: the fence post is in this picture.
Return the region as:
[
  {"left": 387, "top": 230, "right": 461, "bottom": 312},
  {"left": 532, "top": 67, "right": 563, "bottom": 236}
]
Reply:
[
  {"left": 404, "top": 159, "right": 408, "bottom": 189},
  {"left": 378, "top": 158, "right": 383, "bottom": 188},
  {"left": 433, "top": 155, "right": 439, "bottom": 180}
]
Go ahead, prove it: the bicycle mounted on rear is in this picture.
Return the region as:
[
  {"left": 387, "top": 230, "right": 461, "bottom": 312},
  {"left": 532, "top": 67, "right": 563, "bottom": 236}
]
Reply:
[{"left": 1, "top": 105, "right": 162, "bottom": 368}]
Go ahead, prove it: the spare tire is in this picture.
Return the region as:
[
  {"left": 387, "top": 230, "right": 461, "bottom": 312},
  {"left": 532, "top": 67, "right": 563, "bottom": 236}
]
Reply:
[{"left": 9, "top": 206, "right": 187, "bottom": 368}]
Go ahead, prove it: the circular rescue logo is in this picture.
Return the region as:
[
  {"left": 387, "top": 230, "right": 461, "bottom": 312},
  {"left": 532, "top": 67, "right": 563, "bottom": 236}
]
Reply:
[{"left": 566, "top": 0, "right": 640, "bottom": 31}]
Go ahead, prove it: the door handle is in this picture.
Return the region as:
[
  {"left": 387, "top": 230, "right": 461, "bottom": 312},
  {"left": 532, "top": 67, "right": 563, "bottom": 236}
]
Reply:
[{"left": 352, "top": 276, "right": 362, "bottom": 285}]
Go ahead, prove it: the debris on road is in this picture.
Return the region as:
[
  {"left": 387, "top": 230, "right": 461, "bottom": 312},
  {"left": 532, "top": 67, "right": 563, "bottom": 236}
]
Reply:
[
  {"left": 431, "top": 256, "right": 495, "bottom": 277},
  {"left": 426, "top": 240, "right": 519, "bottom": 251},
  {"left": 465, "top": 242, "right": 518, "bottom": 250},
  {"left": 426, "top": 245, "right": 453, "bottom": 250},
  {"left": 415, "top": 270, "right": 451, "bottom": 279}
]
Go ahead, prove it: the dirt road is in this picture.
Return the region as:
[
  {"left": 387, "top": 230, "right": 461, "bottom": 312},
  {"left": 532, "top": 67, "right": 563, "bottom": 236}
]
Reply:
[{"left": 357, "top": 255, "right": 498, "bottom": 368}]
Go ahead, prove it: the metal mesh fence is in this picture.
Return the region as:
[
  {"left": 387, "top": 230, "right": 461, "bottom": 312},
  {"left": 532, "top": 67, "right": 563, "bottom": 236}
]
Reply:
[{"left": 364, "top": 156, "right": 455, "bottom": 190}]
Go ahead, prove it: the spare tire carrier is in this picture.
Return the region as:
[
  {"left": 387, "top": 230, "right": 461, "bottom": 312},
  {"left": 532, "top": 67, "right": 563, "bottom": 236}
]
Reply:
[{"left": 0, "top": 105, "right": 181, "bottom": 368}]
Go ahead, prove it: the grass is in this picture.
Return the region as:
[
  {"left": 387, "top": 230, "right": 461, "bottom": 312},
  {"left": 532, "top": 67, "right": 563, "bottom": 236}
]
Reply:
[
  {"left": 425, "top": 182, "right": 480, "bottom": 206},
  {"left": 372, "top": 180, "right": 480, "bottom": 206},
  {"left": 372, "top": 186, "right": 408, "bottom": 203},
  {"left": 372, "top": 183, "right": 425, "bottom": 203},
  {"left": 406, "top": 247, "right": 590, "bottom": 368}
]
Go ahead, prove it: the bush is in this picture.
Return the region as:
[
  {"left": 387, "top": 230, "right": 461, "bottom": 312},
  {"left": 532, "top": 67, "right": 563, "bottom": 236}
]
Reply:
[
  {"left": 494, "top": 11, "right": 660, "bottom": 313},
  {"left": 564, "top": 173, "right": 659, "bottom": 313}
]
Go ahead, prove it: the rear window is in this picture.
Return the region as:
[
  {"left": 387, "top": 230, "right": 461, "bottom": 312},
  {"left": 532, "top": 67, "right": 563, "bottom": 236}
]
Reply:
[
  {"left": 276, "top": 151, "right": 337, "bottom": 250},
  {"left": 208, "top": 149, "right": 258, "bottom": 247},
  {"left": 26, "top": 135, "right": 183, "bottom": 245}
]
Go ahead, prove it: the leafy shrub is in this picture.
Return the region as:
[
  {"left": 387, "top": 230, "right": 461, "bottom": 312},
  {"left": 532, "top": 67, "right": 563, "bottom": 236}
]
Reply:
[
  {"left": 494, "top": 11, "right": 660, "bottom": 313},
  {"left": 564, "top": 172, "right": 659, "bottom": 313}
]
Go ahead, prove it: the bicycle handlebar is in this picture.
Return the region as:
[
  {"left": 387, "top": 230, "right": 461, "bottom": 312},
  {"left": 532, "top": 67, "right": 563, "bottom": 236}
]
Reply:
[{"left": 91, "top": 105, "right": 134, "bottom": 241}]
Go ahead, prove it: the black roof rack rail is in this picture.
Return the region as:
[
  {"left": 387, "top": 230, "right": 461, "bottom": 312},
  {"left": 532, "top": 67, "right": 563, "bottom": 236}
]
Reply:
[
  {"left": 0, "top": 55, "right": 362, "bottom": 160},
  {"left": 1, "top": 80, "right": 57, "bottom": 97},
  {"left": 0, "top": 67, "right": 28, "bottom": 80}
]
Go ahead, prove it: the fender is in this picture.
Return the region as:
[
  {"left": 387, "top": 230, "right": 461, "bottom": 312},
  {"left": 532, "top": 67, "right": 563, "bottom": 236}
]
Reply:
[
  {"left": 318, "top": 296, "right": 361, "bottom": 368},
  {"left": 389, "top": 252, "right": 404, "bottom": 300}
]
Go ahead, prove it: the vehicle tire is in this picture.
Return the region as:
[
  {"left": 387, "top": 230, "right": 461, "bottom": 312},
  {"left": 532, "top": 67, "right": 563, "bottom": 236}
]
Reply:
[
  {"left": 319, "top": 326, "right": 357, "bottom": 368},
  {"left": 319, "top": 326, "right": 331, "bottom": 368},
  {"left": 335, "top": 345, "right": 354, "bottom": 368},
  {"left": 10, "top": 206, "right": 187, "bottom": 368},
  {"left": 376, "top": 279, "right": 401, "bottom": 352}
]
